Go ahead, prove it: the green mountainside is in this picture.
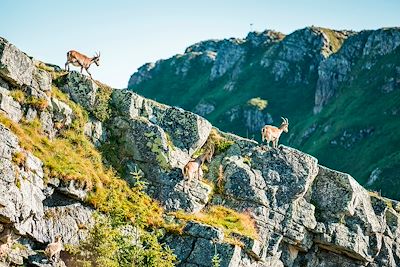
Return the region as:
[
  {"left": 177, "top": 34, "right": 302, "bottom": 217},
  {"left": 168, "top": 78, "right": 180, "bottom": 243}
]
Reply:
[{"left": 128, "top": 27, "right": 400, "bottom": 199}]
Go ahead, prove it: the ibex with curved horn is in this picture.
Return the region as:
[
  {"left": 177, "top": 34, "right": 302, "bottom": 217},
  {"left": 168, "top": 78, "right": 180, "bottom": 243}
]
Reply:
[
  {"left": 183, "top": 148, "right": 214, "bottom": 182},
  {"left": 261, "top": 117, "right": 289, "bottom": 148},
  {"left": 45, "top": 235, "right": 63, "bottom": 263},
  {"left": 65, "top": 50, "right": 100, "bottom": 78},
  {"left": 0, "top": 234, "right": 17, "bottom": 259}
]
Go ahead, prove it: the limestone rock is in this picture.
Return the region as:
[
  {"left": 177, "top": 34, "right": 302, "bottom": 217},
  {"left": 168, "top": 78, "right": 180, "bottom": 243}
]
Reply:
[
  {"left": 0, "top": 37, "right": 34, "bottom": 87},
  {"left": 83, "top": 118, "right": 105, "bottom": 146},
  {"left": 60, "top": 71, "right": 98, "bottom": 113},
  {"left": 50, "top": 98, "right": 72, "bottom": 126},
  {"left": 0, "top": 124, "right": 45, "bottom": 224},
  {"left": 0, "top": 87, "right": 23, "bottom": 122}
]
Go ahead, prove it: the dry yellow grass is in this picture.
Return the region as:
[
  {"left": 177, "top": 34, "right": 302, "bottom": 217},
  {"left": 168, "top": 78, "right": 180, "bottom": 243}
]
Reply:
[{"left": 171, "top": 205, "right": 257, "bottom": 240}]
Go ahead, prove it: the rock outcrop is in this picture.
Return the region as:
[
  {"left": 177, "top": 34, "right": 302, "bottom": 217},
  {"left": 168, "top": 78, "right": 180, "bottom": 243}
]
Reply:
[{"left": 1, "top": 35, "right": 400, "bottom": 267}]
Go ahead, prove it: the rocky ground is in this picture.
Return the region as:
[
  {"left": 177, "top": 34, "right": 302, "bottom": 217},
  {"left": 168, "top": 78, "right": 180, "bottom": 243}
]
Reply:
[{"left": 0, "top": 37, "right": 400, "bottom": 266}]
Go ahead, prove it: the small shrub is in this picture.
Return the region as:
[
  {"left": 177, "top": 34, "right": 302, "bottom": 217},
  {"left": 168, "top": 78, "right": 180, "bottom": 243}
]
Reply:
[
  {"left": 247, "top": 97, "right": 268, "bottom": 111},
  {"left": 15, "top": 177, "right": 21, "bottom": 189},
  {"left": 9, "top": 90, "right": 26, "bottom": 104},
  {"left": 211, "top": 244, "right": 221, "bottom": 267},
  {"left": 92, "top": 82, "right": 113, "bottom": 122},
  {"left": 164, "top": 132, "right": 175, "bottom": 151},
  {"left": 205, "top": 129, "right": 234, "bottom": 155}
]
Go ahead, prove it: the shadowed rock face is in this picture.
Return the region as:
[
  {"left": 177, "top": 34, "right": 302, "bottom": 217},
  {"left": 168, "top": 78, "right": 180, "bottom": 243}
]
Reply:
[{"left": 0, "top": 37, "right": 400, "bottom": 267}]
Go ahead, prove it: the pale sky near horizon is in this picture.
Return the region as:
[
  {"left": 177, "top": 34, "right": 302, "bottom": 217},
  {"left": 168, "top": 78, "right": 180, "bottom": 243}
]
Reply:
[{"left": 1, "top": 0, "right": 400, "bottom": 88}]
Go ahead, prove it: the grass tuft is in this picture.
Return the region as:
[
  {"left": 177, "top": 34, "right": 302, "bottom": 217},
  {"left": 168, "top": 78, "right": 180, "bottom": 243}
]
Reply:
[
  {"left": 9, "top": 90, "right": 26, "bottom": 104},
  {"left": 12, "top": 151, "right": 26, "bottom": 167},
  {"left": 26, "top": 96, "right": 49, "bottom": 111}
]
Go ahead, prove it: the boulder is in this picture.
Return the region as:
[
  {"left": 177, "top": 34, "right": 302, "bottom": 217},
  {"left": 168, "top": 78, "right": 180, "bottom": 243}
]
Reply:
[
  {"left": 0, "top": 37, "right": 34, "bottom": 87},
  {"left": 0, "top": 87, "right": 23, "bottom": 122},
  {"left": 50, "top": 97, "right": 72, "bottom": 126}
]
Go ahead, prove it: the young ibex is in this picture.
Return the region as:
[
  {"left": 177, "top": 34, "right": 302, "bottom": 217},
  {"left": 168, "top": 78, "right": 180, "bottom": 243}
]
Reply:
[
  {"left": 45, "top": 235, "right": 63, "bottom": 262},
  {"left": 183, "top": 147, "right": 214, "bottom": 182},
  {"left": 65, "top": 50, "right": 100, "bottom": 78},
  {"left": 261, "top": 117, "right": 289, "bottom": 148},
  {"left": 0, "top": 235, "right": 13, "bottom": 259}
]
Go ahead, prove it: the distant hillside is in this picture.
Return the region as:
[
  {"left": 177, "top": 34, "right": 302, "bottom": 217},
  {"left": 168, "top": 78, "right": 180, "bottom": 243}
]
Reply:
[{"left": 128, "top": 26, "right": 400, "bottom": 199}]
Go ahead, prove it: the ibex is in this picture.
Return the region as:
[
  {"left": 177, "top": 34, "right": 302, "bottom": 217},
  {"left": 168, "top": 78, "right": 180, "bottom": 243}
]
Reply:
[
  {"left": 261, "top": 117, "right": 289, "bottom": 148},
  {"left": 65, "top": 50, "right": 100, "bottom": 78},
  {"left": 0, "top": 234, "right": 13, "bottom": 259},
  {"left": 45, "top": 235, "right": 63, "bottom": 262},
  {"left": 183, "top": 147, "right": 214, "bottom": 182}
]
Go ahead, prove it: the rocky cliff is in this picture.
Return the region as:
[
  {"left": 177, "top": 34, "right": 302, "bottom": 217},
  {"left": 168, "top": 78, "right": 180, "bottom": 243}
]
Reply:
[
  {"left": 127, "top": 27, "right": 400, "bottom": 200},
  {"left": 1, "top": 37, "right": 400, "bottom": 267}
]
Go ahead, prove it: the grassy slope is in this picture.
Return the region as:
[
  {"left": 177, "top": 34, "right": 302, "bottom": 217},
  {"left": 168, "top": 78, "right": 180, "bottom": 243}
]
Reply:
[{"left": 129, "top": 36, "right": 400, "bottom": 199}]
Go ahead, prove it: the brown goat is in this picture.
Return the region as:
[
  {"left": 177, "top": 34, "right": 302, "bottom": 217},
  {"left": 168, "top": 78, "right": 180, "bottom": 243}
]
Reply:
[
  {"left": 0, "top": 235, "right": 13, "bottom": 259},
  {"left": 65, "top": 50, "right": 100, "bottom": 78},
  {"left": 261, "top": 117, "right": 289, "bottom": 148},
  {"left": 45, "top": 235, "right": 63, "bottom": 262},
  {"left": 183, "top": 146, "right": 214, "bottom": 182}
]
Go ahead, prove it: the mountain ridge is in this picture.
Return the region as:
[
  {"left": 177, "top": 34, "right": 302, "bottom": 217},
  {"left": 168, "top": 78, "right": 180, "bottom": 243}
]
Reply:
[{"left": 127, "top": 26, "right": 400, "bottom": 199}]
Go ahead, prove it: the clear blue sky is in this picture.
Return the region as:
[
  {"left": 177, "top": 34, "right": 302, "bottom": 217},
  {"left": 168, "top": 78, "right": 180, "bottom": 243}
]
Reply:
[{"left": 1, "top": 0, "right": 399, "bottom": 88}]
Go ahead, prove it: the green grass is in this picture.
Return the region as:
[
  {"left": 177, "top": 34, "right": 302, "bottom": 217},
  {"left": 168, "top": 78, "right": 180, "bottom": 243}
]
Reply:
[{"left": 92, "top": 81, "right": 113, "bottom": 122}]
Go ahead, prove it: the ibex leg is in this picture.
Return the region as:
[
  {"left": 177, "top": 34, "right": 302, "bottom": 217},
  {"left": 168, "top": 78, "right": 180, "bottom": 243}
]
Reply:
[{"left": 85, "top": 68, "right": 92, "bottom": 78}]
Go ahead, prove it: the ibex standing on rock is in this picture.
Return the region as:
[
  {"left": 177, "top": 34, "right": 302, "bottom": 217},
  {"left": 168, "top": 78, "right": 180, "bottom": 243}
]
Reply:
[
  {"left": 0, "top": 234, "right": 13, "bottom": 259},
  {"left": 183, "top": 147, "right": 214, "bottom": 182},
  {"left": 45, "top": 235, "right": 63, "bottom": 263},
  {"left": 261, "top": 117, "right": 289, "bottom": 148},
  {"left": 65, "top": 50, "right": 100, "bottom": 78}
]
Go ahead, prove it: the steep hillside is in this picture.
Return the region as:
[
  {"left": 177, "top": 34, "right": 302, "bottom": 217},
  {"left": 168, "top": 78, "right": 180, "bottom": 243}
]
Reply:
[
  {"left": 1, "top": 37, "right": 400, "bottom": 267},
  {"left": 128, "top": 27, "right": 400, "bottom": 199}
]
